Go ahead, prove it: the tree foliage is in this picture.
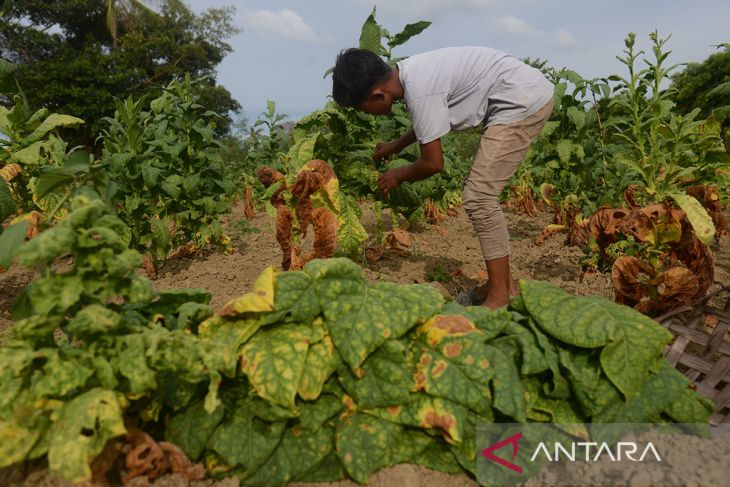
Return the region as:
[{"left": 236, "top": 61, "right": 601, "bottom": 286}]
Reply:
[
  {"left": 670, "top": 45, "right": 730, "bottom": 116},
  {"left": 0, "top": 0, "right": 241, "bottom": 147}
]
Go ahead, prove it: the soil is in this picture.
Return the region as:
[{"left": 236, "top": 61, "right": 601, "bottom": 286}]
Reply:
[{"left": 1, "top": 200, "right": 728, "bottom": 487}]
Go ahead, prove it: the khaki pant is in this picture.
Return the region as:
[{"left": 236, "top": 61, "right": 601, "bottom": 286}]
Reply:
[{"left": 461, "top": 99, "right": 553, "bottom": 261}]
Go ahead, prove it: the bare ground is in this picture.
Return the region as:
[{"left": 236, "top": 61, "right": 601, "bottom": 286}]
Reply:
[{"left": 1, "top": 201, "right": 728, "bottom": 487}]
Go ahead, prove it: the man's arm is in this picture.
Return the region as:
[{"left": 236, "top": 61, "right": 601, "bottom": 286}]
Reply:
[
  {"left": 377, "top": 138, "right": 444, "bottom": 195},
  {"left": 373, "top": 128, "right": 417, "bottom": 161}
]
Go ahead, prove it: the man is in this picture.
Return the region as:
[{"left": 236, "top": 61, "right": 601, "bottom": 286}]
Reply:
[{"left": 332, "top": 46, "right": 553, "bottom": 309}]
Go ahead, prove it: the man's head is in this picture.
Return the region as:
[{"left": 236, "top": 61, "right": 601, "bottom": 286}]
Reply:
[{"left": 332, "top": 48, "right": 396, "bottom": 115}]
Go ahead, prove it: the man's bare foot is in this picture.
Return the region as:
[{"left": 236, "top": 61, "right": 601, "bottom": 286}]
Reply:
[{"left": 475, "top": 280, "right": 519, "bottom": 301}]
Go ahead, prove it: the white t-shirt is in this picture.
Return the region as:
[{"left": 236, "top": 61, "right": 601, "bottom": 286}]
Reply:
[{"left": 396, "top": 46, "right": 554, "bottom": 144}]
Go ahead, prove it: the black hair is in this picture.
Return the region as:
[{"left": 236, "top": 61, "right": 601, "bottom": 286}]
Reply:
[{"left": 332, "top": 48, "right": 392, "bottom": 107}]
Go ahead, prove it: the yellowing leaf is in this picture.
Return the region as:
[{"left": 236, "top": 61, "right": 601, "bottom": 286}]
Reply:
[{"left": 217, "top": 266, "right": 276, "bottom": 316}]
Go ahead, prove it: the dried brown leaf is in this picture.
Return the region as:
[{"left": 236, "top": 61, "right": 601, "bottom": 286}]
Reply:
[
  {"left": 534, "top": 223, "right": 566, "bottom": 246},
  {"left": 612, "top": 255, "right": 656, "bottom": 306},
  {"left": 243, "top": 185, "right": 255, "bottom": 219}
]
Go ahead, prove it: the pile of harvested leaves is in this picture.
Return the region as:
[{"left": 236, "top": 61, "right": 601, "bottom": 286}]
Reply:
[{"left": 0, "top": 194, "right": 713, "bottom": 485}]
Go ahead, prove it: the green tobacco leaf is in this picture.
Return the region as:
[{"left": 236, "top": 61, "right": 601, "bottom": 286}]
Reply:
[
  {"left": 322, "top": 279, "right": 443, "bottom": 371},
  {"left": 566, "top": 105, "right": 586, "bottom": 132},
  {"left": 141, "top": 161, "right": 162, "bottom": 188},
  {"left": 47, "top": 389, "right": 126, "bottom": 484},
  {"left": 241, "top": 423, "right": 334, "bottom": 486},
  {"left": 524, "top": 379, "right": 587, "bottom": 438},
  {"left": 35, "top": 168, "right": 75, "bottom": 199},
  {"left": 18, "top": 226, "right": 76, "bottom": 266},
  {"left": 298, "top": 334, "right": 337, "bottom": 400},
  {"left": 287, "top": 133, "right": 319, "bottom": 170},
  {"left": 165, "top": 399, "right": 225, "bottom": 461},
  {"left": 66, "top": 304, "right": 121, "bottom": 339},
  {"left": 665, "top": 383, "right": 715, "bottom": 423},
  {"left": 412, "top": 314, "right": 494, "bottom": 415},
  {"left": 113, "top": 334, "right": 157, "bottom": 394},
  {"left": 521, "top": 280, "right": 615, "bottom": 348},
  {"left": 296, "top": 394, "right": 343, "bottom": 431},
  {"left": 149, "top": 288, "right": 212, "bottom": 314},
  {"left": 22, "top": 114, "right": 84, "bottom": 145},
  {"left": 298, "top": 452, "right": 347, "bottom": 482},
  {"left": 27, "top": 274, "right": 84, "bottom": 316},
  {"left": 594, "top": 361, "right": 685, "bottom": 424},
  {"left": 669, "top": 192, "right": 716, "bottom": 244},
  {"left": 206, "top": 405, "right": 286, "bottom": 474},
  {"left": 198, "top": 316, "right": 261, "bottom": 356},
  {"left": 263, "top": 272, "right": 319, "bottom": 326},
  {"left": 0, "top": 222, "right": 27, "bottom": 269},
  {"left": 0, "top": 177, "right": 17, "bottom": 223},
  {"left": 557, "top": 348, "right": 622, "bottom": 418},
  {"left": 389, "top": 21, "right": 431, "bottom": 48},
  {"left": 523, "top": 282, "right": 671, "bottom": 399},
  {"left": 441, "top": 303, "right": 511, "bottom": 340},
  {"left": 335, "top": 412, "right": 403, "bottom": 483},
  {"left": 31, "top": 352, "right": 94, "bottom": 399},
  {"left": 338, "top": 339, "right": 413, "bottom": 409},
  {"left": 0, "top": 420, "right": 48, "bottom": 467},
  {"left": 583, "top": 296, "right": 671, "bottom": 399},
  {"left": 337, "top": 193, "right": 368, "bottom": 257},
  {"left": 240, "top": 324, "right": 313, "bottom": 410},
  {"left": 364, "top": 393, "right": 469, "bottom": 444},
  {"left": 492, "top": 322, "right": 549, "bottom": 375},
  {"left": 359, "top": 7, "right": 384, "bottom": 55}
]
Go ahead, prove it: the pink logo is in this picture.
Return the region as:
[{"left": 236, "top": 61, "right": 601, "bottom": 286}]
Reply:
[{"left": 481, "top": 432, "right": 523, "bottom": 474}]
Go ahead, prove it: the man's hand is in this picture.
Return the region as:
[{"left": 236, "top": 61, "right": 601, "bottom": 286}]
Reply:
[
  {"left": 378, "top": 167, "right": 404, "bottom": 196},
  {"left": 372, "top": 140, "right": 400, "bottom": 162}
]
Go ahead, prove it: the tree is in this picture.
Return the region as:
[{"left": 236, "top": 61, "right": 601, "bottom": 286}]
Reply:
[
  {"left": 0, "top": 0, "right": 241, "bottom": 147},
  {"left": 670, "top": 45, "right": 730, "bottom": 116}
]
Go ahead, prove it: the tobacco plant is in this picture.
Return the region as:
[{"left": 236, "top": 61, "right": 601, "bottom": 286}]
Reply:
[
  {"left": 0, "top": 67, "right": 85, "bottom": 218},
  {"left": 0, "top": 192, "right": 230, "bottom": 483},
  {"left": 101, "top": 76, "right": 235, "bottom": 269}
]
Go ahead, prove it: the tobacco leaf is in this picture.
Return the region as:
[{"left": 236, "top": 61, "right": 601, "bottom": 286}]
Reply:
[
  {"left": 320, "top": 276, "right": 444, "bottom": 371},
  {"left": 164, "top": 399, "right": 224, "bottom": 462},
  {"left": 611, "top": 255, "right": 656, "bottom": 305},
  {"left": 240, "top": 324, "right": 316, "bottom": 410},
  {"left": 47, "top": 389, "right": 127, "bottom": 484},
  {"left": 338, "top": 339, "right": 413, "bottom": 409},
  {"left": 635, "top": 266, "right": 699, "bottom": 315},
  {"left": 240, "top": 423, "right": 334, "bottom": 486}
]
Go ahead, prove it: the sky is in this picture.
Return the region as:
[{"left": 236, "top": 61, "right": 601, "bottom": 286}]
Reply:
[{"left": 187, "top": 0, "right": 730, "bottom": 123}]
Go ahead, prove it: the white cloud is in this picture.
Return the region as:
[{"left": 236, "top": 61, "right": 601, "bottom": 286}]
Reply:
[
  {"left": 495, "top": 15, "right": 578, "bottom": 49},
  {"left": 239, "top": 9, "right": 332, "bottom": 44},
  {"left": 361, "top": 0, "right": 498, "bottom": 18}
]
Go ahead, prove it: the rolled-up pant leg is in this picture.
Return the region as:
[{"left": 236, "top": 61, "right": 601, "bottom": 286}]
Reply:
[{"left": 462, "top": 100, "right": 553, "bottom": 261}]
